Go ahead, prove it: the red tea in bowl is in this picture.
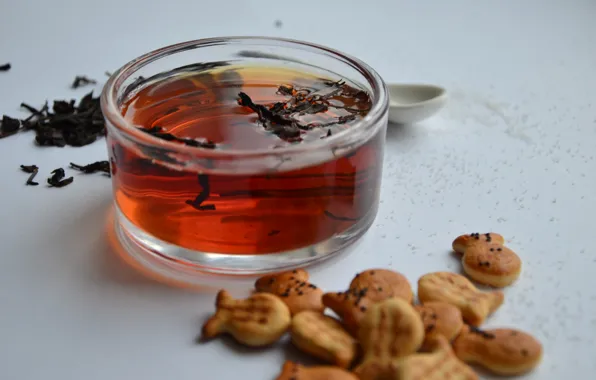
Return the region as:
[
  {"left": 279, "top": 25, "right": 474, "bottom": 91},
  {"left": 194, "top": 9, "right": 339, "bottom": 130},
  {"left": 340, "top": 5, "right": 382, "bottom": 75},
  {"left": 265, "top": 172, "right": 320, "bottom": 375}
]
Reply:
[{"left": 110, "top": 65, "right": 384, "bottom": 255}]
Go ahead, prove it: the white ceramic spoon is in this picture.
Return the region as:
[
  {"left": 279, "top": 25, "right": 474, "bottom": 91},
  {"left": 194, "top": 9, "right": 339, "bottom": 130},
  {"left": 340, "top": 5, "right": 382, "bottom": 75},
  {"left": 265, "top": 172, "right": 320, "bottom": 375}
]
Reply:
[{"left": 387, "top": 83, "right": 447, "bottom": 124}]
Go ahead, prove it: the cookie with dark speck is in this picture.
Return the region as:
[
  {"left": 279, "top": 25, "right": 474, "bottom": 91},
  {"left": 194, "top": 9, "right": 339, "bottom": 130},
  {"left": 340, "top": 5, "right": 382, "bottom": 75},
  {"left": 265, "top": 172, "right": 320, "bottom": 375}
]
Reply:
[
  {"left": 453, "top": 326, "right": 543, "bottom": 376},
  {"left": 255, "top": 269, "right": 323, "bottom": 315},
  {"left": 349, "top": 268, "right": 413, "bottom": 303}
]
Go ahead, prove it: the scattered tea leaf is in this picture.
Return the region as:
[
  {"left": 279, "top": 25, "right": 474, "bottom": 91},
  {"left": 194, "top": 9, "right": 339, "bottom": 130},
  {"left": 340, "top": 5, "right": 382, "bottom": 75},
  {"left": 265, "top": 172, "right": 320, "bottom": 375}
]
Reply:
[
  {"left": 20, "top": 164, "right": 38, "bottom": 174},
  {"left": 0, "top": 78, "right": 112, "bottom": 189},
  {"left": 71, "top": 75, "right": 97, "bottom": 89},
  {"left": 20, "top": 164, "right": 40, "bottom": 186},
  {"left": 53, "top": 100, "right": 76, "bottom": 114},
  {"left": 20, "top": 102, "right": 44, "bottom": 116},
  {"left": 47, "top": 168, "right": 74, "bottom": 188},
  {"left": 0, "top": 63, "right": 11, "bottom": 72},
  {"left": 0, "top": 115, "right": 21, "bottom": 137},
  {"left": 10, "top": 91, "right": 106, "bottom": 147}
]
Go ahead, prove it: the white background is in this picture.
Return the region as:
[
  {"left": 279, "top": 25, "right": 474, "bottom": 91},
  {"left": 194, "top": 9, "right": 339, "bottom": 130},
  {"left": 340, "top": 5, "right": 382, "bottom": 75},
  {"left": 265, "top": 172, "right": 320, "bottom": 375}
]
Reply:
[{"left": 1, "top": 0, "right": 595, "bottom": 378}]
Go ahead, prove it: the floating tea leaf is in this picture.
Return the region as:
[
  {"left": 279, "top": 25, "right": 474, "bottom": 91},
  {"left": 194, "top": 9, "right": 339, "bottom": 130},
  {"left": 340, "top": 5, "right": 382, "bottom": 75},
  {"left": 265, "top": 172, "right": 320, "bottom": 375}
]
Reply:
[
  {"left": 237, "top": 79, "right": 370, "bottom": 142},
  {"left": 185, "top": 174, "right": 216, "bottom": 211},
  {"left": 0, "top": 63, "right": 10, "bottom": 72},
  {"left": 138, "top": 126, "right": 216, "bottom": 149}
]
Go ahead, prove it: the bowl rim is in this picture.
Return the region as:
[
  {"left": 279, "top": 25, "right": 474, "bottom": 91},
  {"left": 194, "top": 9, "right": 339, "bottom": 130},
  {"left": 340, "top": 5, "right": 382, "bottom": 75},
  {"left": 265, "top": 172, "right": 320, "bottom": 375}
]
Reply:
[{"left": 100, "top": 36, "right": 388, "bottom": 159}]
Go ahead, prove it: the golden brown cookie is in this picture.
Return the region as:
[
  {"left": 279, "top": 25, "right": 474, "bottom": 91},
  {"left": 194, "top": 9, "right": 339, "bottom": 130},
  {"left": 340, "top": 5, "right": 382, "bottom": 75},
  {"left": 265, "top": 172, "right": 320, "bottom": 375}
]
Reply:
[
  {"left": 414, "top": 301, "right": 464, "bottom": 350},
  {"left": 290, "top": 311, "right": 357, "bottom": 368},
  {"left": 348, "top": 268, "right": 414, "bottom": 304},
  {"left": 255, "top": 269, "right": 310, "bottom": 291},
  {"left": 353, "top": 298, "right": 425, "bottom": 379},
  {"left": 322, "top": 289, "right": 375, "bottom": 336},
  {"left": 452, "top": 232, "right": 505, "bottom": 254},
  {"left": 255, "top": 269, "right": 324, "bottom": 315},
  {"left": 461, "top": 242, "right": 522, "bottom": 287},
  {"left": 201, "top": 289, "right": 291, "bottom": 346},
  {"left": 275, "top": 361, "right": 359, "bottom": 380},
  {"left": 391, "top": 336, "right": 479, "bottom": 380},
  {"left": 453, "top": 325, "right": 543, "bottom": 376},
  {"left": 417, "top": 272, "right": 504, "bottom": 326}
]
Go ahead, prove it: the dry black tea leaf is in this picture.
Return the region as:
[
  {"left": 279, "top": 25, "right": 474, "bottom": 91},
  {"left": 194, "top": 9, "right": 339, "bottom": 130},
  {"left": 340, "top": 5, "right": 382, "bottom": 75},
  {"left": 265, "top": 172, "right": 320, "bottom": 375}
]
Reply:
[
  {"left": 0, "top": 63, "right": 10, "bottom": 72},
  {"left": 48, "top": 168, "right": 65, "bottom": 181},
  {"left": 12, "top": 90, "right": 106, "bottom": 147},
  {"left": 20, "top": 102, "right": 45, "bottom": 117},
  {"left": 52, "top": 100, "right": 76, "bottom": 114},
  {"left": 20, "top": 164, "right": 40, "bottom": 186},
  {"left": 20, "top": 165, "right": 38, "bottom": 174},
  {"left": 47, "top": 168, "right": 74, "bottom": 188},
  {"left": 0, "top": 115, "right": 21, "bottom": 137},
  {"left": 71, "top": 75, "right": 97, "bottom": 89}
]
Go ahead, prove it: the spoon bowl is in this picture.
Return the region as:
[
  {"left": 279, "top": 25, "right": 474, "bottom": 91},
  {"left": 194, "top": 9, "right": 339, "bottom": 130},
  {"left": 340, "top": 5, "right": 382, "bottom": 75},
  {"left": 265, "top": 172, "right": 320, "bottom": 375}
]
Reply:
[{"left": 387, "top": 83, "right": 447, "bottom": 124}]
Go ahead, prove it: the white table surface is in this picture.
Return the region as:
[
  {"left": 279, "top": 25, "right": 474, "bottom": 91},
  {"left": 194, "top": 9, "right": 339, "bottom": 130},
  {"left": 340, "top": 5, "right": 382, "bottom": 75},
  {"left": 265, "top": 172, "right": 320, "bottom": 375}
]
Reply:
[{"left": 1, "top": 0, "right": 595, "bottom": 378}]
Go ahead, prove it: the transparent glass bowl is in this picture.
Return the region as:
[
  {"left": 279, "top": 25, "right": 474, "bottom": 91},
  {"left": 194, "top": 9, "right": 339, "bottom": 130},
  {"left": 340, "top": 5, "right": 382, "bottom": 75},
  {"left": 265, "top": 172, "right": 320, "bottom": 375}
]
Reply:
[{"left": 101, "top": 36, "right": 388, "bottom": 286}]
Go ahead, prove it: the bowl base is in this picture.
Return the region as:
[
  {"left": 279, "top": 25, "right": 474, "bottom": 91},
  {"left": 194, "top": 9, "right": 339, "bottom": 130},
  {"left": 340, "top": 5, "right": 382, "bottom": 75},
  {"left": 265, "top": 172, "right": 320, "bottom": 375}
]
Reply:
[{"left": 112, "top": 205, "right": 376, "bottom": 288}]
